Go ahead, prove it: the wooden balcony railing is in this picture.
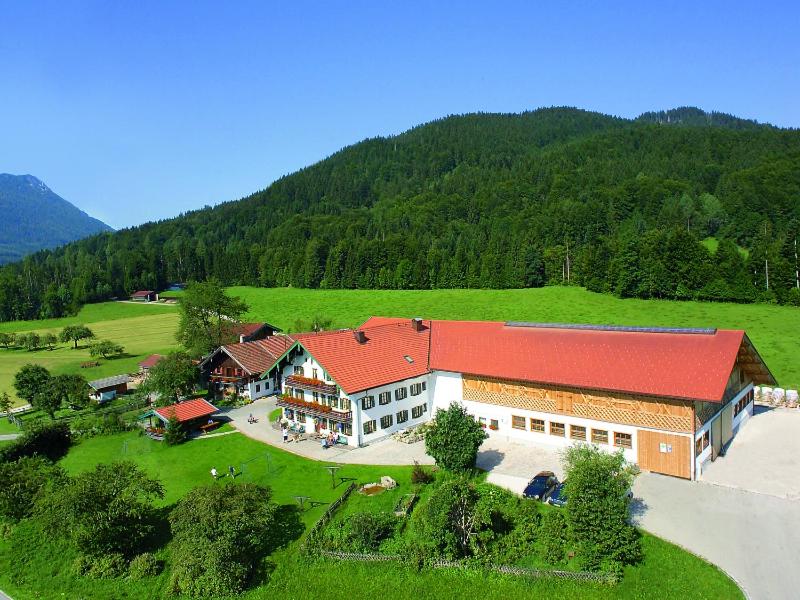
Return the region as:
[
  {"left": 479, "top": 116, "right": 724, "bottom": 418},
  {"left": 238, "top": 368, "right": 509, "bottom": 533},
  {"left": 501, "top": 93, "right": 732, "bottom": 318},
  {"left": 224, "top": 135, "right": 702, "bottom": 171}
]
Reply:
[
  {"left": 277, "top": 394, "right": 352, "bottom": 423},
  {"left": 285, "top": 375, "right": 337, "bottom": 395}
]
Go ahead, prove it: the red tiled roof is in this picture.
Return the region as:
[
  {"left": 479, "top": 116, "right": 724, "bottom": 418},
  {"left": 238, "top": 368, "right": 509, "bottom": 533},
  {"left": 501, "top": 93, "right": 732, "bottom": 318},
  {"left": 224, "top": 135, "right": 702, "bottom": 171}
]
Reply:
[
  {"left": 223, "top": 334, "right": 295, "bottom": 375},
  {"left": 138, "top": 354, "right": 164, "bottom": 369},
  {"left": 429, "top": 321, "right": 752, "bottom": 403},
  {"left": 155, "top": 398, "right": 218, "bottom": 423},
  {"left": 295, "top": 321, "right": 430, "bottom": 394},
  {"left": 229, "top": 322, "right": 267, "bottom": 337},
  {"left": 132, "top": 290, "right": 155, "bottom": 297}
]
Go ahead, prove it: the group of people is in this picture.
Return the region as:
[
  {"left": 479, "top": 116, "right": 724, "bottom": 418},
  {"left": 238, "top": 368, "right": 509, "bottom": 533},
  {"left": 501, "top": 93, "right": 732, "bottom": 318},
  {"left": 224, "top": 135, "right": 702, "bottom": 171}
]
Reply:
[
  {"left": 247, "top": 413, "right": 258, "bottom": 424},
  {"left": 210, "top": 465, "right": 236, "bottom": 480},
  {"left": 321, "top": 431, "right": 338, "bottom": 449}
]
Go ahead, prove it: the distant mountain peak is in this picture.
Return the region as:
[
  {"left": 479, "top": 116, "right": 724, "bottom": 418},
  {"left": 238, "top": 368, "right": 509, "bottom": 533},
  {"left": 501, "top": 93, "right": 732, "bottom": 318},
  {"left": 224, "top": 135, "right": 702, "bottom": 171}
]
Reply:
[{"left": 0, "top": 174, "right": 112, "bottom": 264}]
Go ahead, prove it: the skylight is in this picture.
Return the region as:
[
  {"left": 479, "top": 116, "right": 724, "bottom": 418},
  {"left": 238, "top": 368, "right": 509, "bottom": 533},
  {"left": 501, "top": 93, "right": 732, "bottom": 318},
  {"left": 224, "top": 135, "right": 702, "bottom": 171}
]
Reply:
[{"left": 404, "top": 355, "right": 414, "bottom": 364}]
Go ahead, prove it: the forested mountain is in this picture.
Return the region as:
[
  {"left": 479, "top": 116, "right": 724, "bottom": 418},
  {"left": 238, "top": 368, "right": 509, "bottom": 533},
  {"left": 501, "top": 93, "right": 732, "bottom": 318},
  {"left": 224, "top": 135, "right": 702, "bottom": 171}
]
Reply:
[
  {"left": 0, "top": 174, "right": 112, "bottom": 264},
  {"left": 636, "top": 106, "right": 769, "bottom": 130},
  {"left": 1, "top": 107, "right": 799, "bottom": 322}
]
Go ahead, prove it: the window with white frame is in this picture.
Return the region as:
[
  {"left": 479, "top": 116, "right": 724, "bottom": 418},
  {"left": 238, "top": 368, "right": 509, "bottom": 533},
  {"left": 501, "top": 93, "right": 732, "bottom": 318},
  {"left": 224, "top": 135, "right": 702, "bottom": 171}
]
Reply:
[
  {"left": 410, "top": 382, "right": 423, "bottom": 396},
  {"left": 362, "top": 396, "right": 375, "bottom": 410},
  {"left": 378, "top": 391, "right": 391, "bottom": 405},
  {"left": 341, "top": 398, "right": 351, "bottom": 411},
  {"left": 412, "top": 404, "right": 425, "bottom": 419},
  {"left": 293, "top": 366, "right": 303, "bottom": 375},
  {"left": 380, "top": 414, "right": 393, "bottom": 429},
  {"left": 363, "top": 420, "right": 377, "bottom": 435},
  {"left": 395, "top": 387, "right": 408, "bottom": 401},
  {"left": 397, "top": 410, "right": 409, "bottom": 424}
]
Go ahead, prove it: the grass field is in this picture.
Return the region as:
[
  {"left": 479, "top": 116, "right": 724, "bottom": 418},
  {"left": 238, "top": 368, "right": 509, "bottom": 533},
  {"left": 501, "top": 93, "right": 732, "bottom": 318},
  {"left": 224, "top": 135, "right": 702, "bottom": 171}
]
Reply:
[
  {"left": 228, "top": 286, "right": 800, "bottom": 390},
  {"left": 0, "top": 430, "right": 742, "bottom": 599},
  {"left": 0, "top": 302, "right": 178, "bottom": 406}
]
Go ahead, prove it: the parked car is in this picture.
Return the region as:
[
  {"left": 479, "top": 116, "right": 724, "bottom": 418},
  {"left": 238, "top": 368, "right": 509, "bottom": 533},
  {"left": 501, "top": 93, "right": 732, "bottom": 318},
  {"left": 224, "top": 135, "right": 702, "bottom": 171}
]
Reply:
[
  {"left": 523, "top": 471, "right": 559, "bottom": 501},
  {"left": 546, "top": 481, "right": 632, "bottom": 508},
  {"left": 547, "top": 481, "right": 568, "bottom": 507}
]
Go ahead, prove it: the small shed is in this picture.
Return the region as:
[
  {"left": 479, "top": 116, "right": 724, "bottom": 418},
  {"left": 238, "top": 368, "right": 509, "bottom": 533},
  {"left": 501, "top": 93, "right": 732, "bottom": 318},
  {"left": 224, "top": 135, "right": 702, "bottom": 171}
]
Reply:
[
  {"left": 139, "top": 398, "right": 219, "bottom": 437},
  {"left": 88, "top": 374, "right": 130, "bottom": 403},
  {"left": 131, "top": 290, "right": 158, "bottom": 302}
]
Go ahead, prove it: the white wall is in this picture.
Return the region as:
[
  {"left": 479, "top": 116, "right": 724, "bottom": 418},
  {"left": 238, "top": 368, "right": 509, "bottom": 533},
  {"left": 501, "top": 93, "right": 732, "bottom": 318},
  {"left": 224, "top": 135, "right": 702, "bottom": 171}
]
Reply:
[
  {"left": 694, "top": 384, "right": 754, "bottom": 478},
  {"left": 350, "top": 375, "right": 431, "bottom": 446},
  {"left": 431, "top": 370, "right": 463, "bottom": 412},
  {"left": 457, "top": 396, "right": 639, "bottom": 463},
  {"left": 246, "top": 377, "right": 274, "bottom": 400}
]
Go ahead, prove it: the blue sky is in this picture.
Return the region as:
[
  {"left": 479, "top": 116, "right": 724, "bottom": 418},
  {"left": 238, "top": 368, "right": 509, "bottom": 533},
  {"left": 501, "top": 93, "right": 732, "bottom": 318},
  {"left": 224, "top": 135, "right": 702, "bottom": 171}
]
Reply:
[{"left": 1, "top": 1, "right": 797, "bottom": 229}]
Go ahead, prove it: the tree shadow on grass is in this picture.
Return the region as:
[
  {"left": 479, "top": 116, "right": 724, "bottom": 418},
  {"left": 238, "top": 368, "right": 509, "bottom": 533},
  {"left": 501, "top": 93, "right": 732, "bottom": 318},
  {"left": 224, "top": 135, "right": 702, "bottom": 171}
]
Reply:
[{"left": 262, "top": 504, "right": 305, "bottom": 556}]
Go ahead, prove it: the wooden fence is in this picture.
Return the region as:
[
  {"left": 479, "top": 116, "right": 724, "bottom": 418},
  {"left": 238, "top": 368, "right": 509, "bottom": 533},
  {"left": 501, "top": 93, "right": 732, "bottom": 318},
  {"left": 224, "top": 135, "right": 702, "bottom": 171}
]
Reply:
[
  {"left": 317, "top": 550, "right": 615, "bottom": 583},
  {"left": 300, "top": 482, "right": 357, "bottom": 555}
]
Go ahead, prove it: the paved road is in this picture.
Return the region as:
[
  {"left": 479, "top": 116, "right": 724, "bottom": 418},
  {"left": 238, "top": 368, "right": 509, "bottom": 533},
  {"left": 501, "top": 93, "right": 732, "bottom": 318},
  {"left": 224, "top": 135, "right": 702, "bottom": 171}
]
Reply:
[
  {"left": 0, "top": 434, "right": 21, "bottom": 441},
  {"left": 0, "top": 589, "right": 14, "bottom": 600},
  {"left": 634, "top": 472, "right": 800, "bottom": 600}
]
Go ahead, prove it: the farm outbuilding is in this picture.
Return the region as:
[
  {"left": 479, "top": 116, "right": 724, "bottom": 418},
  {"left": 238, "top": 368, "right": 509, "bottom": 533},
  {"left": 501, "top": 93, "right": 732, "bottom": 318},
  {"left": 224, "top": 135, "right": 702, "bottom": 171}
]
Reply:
[{"left": 88, "top": 374, "right": 130, "bottom": 403}]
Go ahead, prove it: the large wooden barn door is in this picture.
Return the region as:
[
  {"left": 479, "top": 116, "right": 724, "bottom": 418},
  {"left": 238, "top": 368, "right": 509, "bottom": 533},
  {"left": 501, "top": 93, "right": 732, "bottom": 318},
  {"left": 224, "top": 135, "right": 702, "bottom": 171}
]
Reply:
[{"left": 637, "top": 429, "right": 691, "bottom": 479}]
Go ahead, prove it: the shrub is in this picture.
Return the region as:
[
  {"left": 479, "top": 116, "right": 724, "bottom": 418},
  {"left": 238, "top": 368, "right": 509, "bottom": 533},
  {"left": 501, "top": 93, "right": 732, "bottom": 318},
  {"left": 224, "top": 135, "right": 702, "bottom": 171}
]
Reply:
[
  {"left": 323, "top": 511, "right": 398, "bottom": 552},
  {"left": 411, "top": 461, "right": 434, "bottom": 485},
  {"left": 85, "top": 552, "right": 127, "bottom": 579},
  {"left": 128, "top": 552, "right": 162, "bottom": 580},
  {"left": 562, "top": 445, "right": 641, "bottom": 570},
  {"left": 536, "top": 509, "right": 567, "bottom": 564},
  {"left": 168, "top": 483, "right": 296, "bottom": 597},
  {"left": 36, "top": 461, "right": 164, "bottom": 558},
  {"left": 164, "top": 415, "right": 187, "bottom": 445},
  {"left": 0, "top": 421, "right": 71, "bottom": 463},
  {"left": 170, "top": 537, "right": 250, "bottom": 597},
  {"left": 424, "top": 402, "right": 487, "bottom": 472},
  {"left": 0, "top": 456, "right": 66, "bottom": 522},
  {"left": 71, "top": 414, "right": 129, "bottom": 438},
  {"left": 490, "top": 502, "right": 541, "bottom": 564}
]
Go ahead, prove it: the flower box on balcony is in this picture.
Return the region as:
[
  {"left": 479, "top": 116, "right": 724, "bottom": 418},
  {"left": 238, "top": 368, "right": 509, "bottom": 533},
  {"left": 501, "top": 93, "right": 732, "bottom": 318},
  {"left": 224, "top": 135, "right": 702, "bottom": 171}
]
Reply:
[{"left": 488, "top": 425, "right": 499, "bottom": 431}]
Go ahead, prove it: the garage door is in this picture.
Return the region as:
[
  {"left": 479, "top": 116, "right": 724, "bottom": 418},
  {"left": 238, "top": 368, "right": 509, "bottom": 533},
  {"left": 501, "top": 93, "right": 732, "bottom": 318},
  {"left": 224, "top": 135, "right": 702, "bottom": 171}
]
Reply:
[{"left": 637, "top": 429, "right": 691, "bottom": 479}]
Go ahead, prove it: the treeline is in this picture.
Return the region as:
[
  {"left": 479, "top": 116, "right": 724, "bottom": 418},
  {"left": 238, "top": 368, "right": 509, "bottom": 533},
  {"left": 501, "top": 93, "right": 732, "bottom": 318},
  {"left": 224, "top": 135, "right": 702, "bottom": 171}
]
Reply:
[{"left": 1, "top": 107, "right": 799, "bottom": 321}]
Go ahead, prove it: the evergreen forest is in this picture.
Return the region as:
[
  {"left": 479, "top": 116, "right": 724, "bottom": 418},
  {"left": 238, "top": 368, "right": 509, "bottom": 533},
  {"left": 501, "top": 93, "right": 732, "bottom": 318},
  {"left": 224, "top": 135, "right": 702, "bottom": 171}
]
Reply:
[{"left": 1, "top": 106, "right": 799, "bottom": 322}]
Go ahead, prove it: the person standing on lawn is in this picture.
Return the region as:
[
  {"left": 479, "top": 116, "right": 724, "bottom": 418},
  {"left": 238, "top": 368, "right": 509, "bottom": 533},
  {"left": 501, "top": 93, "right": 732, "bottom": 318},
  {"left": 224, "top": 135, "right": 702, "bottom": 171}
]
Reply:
[
  {"left": 211, "top": 467, "right": 218, "bottom": 480},
  {"left": 228, "top": 465, "right": 235, "bottom": 478}
]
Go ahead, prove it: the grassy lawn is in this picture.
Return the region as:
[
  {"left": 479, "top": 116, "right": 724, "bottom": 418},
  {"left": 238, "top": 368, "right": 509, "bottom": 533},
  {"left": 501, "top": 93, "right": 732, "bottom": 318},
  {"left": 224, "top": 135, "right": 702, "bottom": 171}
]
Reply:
[
  {"left": 0, "top": 430, "right": 741, "bottom": 599},
  {"left": 231, "top": 286, "right": 800, "bottom": 389},
  {"left": 0, "top": 303, "right": 178, "bottom": 406}
]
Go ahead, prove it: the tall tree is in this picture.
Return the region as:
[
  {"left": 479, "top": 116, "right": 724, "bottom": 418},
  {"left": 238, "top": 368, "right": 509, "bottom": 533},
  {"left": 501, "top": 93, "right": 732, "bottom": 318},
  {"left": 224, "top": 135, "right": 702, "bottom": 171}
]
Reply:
[
  {"left": 142, "top": 351, "right": 199, "bottom": 405},
  {"left": 425, "top": 402, "right": 487, "bottom": 472},
  {"left": 13, "top": 364, "right": 51, "bottom": 407},
  {"left": 59, "top": 324, "right": 95, "bottom": 349},
  {"left": 177, "top": 280, "right": 249, "bottom": 356},
  {"left": 50, "top": 373, "right": 89, "bottom": 410}
]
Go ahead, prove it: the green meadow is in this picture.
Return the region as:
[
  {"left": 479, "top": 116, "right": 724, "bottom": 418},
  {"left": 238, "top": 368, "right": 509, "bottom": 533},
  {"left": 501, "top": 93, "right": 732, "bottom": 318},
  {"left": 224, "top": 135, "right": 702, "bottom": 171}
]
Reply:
[
  {"left": 0, "top": 302, "right": 179, "bottom": 406},
  {"left": 0, "top": 430, "right": 742, "bottom": 600}
]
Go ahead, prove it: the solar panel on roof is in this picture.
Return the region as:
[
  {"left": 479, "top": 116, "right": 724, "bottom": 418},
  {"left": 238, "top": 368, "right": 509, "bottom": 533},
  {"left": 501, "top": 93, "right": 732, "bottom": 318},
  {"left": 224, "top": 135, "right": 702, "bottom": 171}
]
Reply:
[{"left": 504, "top": 322, "right": 717, "bottom": 335}]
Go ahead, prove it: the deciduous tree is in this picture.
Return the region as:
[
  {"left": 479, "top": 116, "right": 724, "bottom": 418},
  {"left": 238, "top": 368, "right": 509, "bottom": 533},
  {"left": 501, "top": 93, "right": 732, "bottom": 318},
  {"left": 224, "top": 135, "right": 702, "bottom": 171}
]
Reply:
[
  {"left": 424, "top": 402, "right": 487, "bottom": 472},
  {"left": 59, "top": 325, "right": 95, "bottom": 349},
  {"left": 13, "top": 364, "right": 51, "bottom": 407},
  {"left": 142, "top": 351, "right": 198, "bottom": 405},
  {"left": 177, "top": 280, "right": 248, "bottom": 356}
]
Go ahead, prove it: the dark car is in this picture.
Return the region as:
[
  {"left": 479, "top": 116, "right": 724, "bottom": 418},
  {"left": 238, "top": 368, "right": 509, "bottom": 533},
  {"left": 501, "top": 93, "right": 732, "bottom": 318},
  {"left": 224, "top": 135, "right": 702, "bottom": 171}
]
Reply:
[
  {"left": 547, "top": 481, "right": 568, "bottom": 507},
  {"left": 522, "top": 471, "right": 559, "bottom": 501}
]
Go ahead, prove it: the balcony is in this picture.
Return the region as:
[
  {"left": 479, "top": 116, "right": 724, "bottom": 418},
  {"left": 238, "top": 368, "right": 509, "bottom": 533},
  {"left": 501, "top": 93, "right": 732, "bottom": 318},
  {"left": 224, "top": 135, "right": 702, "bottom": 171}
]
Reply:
[
  {"left": 285, "top": 375, "right": 337, "bottom": 395},
  {"left": 277, "top": 394, "right": 352, "bottom": 423}
]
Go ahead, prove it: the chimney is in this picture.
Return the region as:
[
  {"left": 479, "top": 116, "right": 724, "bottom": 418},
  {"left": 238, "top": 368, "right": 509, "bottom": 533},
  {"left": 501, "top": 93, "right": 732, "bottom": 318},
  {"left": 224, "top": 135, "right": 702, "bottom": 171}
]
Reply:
[
  {"left": 411, "top": 318, "right": 424, "bottom": 332},
  {"left": 353, "top": 330, "right": 367, "bottom": 344}
]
